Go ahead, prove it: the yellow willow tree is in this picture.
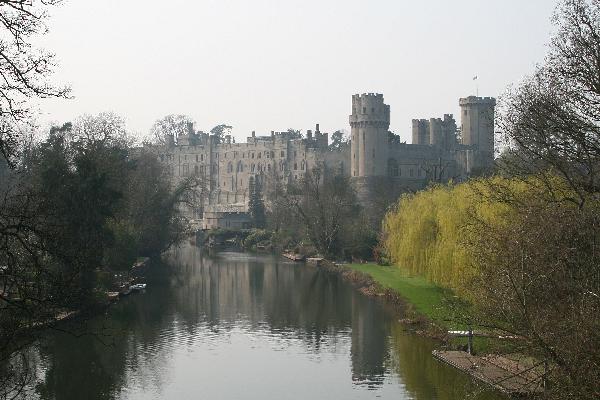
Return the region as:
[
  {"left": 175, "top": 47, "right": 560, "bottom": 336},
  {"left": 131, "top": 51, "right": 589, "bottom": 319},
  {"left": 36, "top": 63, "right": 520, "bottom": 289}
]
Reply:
[{"left": 381, "top": 177, "right": 536, "bottom": 295}]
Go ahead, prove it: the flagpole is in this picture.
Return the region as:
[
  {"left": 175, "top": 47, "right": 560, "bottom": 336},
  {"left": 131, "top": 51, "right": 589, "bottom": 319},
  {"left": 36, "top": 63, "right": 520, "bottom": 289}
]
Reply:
[{"left": 473, "top": 75, "right": 479, "bottom": 96}]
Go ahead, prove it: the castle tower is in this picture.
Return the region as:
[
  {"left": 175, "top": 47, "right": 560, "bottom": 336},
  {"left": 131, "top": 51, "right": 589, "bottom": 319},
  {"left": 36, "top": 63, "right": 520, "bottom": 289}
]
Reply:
[
  {"left": 350, "top": 93, "right": 390, "bottom": 177},
  {"left": 411, "top": 119, "right": 429, "bottom": 145},
  {"left": 459, "top": 96, "right": 496, "bottom": 166}
]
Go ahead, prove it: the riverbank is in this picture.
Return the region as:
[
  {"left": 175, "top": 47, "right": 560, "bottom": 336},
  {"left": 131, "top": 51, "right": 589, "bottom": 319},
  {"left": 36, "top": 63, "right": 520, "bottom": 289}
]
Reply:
[
  {"left": 320, "top": 261, "right": 516, "bottom": 353},
  {"left": 345, "top": 263, "right": 462, "bottom": 325}
]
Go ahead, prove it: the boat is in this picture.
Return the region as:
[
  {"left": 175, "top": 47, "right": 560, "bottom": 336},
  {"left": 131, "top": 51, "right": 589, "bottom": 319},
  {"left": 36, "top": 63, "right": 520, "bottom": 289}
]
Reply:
[
  {"left": 282, "top": 252, "right": 305, "bottom": 262},
  {"left": 130, "top": 283, "right": 147, "bottom": 291}
]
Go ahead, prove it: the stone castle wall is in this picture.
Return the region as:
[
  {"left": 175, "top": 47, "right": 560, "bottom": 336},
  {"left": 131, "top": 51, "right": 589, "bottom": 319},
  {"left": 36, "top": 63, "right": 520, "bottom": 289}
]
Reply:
[{"left": 153, "top": 93, "right": 495, "bottom": 224}]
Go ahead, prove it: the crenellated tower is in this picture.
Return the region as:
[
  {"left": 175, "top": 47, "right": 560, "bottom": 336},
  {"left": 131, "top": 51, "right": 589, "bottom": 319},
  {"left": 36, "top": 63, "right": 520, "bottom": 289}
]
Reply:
[
  {"left": 459, "top": 96, "right": 496, "bottom": 167},
  {"left": 349, "top": 93, "right": 390, "bottom": 177}
]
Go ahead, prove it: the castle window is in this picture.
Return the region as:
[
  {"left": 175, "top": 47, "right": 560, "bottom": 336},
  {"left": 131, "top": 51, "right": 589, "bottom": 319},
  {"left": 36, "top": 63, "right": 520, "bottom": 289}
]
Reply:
[
  {"left": 362, "top": 107, "right": 366, "bottom": 114},
  {"left": 280, "top": 150, "right": 285, "bottom": 157},
  {"left": 294, "top": 151, "right": 297, "bottom": 158},
  {"left": 371, "top": 107, "right": 375, "bottom": 113},
  {"left": 252, "top": 153, "right": 255, "bottom": 159},
  {"left": 227, "top": 162, "right": 233, "bottom": 173},
  {"left": 194, "top": 165, "right": 198, "bottom": 175},
  {"left": 258, "top": 152, "right": 261, "bottom": 159},
  {"left": 294, "top": 162, "right": 298, "bottom": 170},
  {"left": 301, "top": 161, "right": 305, "bottom": 170},
  {"left": 387, "top": 159, "right": 399, "bottom": 177},
  {"left": 224, "top": 153, "right": 227, "bottom": 159},
  {"left": 251, "top": 164, "right": 255, "bottom": 172},
  {"left": 195, "top": 155, "right": 198, "bottom": 162},
  {"left": 201, "top": 154, "right": 204, "bottom": 161}
]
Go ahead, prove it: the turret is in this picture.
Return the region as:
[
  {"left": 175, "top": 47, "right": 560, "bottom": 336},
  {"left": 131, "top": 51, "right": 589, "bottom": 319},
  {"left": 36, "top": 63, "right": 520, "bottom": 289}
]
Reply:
[
  {"left": 411, "top": 119, "right": 429, "bottom": 145},
  {"left": 459, "top": 96, "right": 496, "bottom": 166},
  {"left": 349, "top": 93, "right": 390, "bottom": 177}
]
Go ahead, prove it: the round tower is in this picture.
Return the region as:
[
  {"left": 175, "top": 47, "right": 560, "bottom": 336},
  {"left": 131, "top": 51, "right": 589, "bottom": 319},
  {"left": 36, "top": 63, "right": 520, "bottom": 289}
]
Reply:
[
  {"left": 349, "top": 93, "right": 390, "bottom": 177},
  {"left": 459, "top": 96, "right": 496, "bottom": 165}
]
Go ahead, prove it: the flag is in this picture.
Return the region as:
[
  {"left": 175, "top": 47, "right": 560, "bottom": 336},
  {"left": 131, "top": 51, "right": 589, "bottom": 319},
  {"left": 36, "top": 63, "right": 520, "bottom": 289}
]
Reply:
[{"left": 473, "top": 76, "right": 478, "bottom": 80}]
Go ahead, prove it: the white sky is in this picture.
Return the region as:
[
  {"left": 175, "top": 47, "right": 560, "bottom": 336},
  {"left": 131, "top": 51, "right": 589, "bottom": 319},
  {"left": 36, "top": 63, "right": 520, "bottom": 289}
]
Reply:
[{"left": 37, "top": 0, "right": 557, "bottom": 143}]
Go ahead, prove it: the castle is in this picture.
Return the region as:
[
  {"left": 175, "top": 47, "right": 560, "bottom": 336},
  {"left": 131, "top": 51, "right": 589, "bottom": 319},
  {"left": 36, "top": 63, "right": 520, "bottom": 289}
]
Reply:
[{"left": 155, "top": 93, "right": 496, "bottom": 229}]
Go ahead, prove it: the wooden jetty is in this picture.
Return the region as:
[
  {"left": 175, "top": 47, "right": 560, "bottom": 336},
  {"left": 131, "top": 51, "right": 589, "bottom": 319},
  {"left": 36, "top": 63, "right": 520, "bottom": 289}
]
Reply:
[{"left": 432, "top": 350, "right": 544, "bottom": 396}]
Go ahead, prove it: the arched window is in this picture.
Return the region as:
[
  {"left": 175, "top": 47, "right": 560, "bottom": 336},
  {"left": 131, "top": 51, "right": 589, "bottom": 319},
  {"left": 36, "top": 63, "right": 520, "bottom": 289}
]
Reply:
[
  {"left": 301, "top": 160, "right": 305, "bottom": 170},
  {"left": 251, "top": 163, "right": 255, "bottom": 172},
  {"left": 227, "top": 162, "right": 233, "bottom": 173},
  {"left": 387, "top": 158, "right": 399, "bottom": 177},
  {"left": 237, "top": 161, "right": 243, "bottom": 172}
]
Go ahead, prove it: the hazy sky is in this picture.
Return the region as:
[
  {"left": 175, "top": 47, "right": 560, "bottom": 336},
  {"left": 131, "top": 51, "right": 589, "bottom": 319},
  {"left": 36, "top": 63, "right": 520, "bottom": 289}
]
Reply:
[{"left": 38, "top": 0, "right": 557, "bottom": 143}]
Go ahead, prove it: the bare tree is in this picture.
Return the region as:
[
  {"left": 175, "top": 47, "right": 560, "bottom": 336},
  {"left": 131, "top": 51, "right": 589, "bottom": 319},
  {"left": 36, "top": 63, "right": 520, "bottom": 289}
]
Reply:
[
  {"left": 275, "top": 167, "right": 360, "bottom": 257},
  {"left": 0, "top": 0, "right": 70, "bottom": 165},
  {"left": 498, "top": 0, "right": 600, "bottom": 206}
]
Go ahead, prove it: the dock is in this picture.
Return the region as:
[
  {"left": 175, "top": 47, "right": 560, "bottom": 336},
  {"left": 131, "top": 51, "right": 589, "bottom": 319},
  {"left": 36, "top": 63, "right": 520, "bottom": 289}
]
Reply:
[{"left": 432, "top": 350, "right": 544, "bottom": 396}]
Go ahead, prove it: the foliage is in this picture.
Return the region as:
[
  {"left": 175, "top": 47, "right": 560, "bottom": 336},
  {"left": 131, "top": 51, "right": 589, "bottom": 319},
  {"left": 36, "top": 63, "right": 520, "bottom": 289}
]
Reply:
[
  {"left": 210, "top": 124, "right": 232, "bottom": 143},
  {"left": 242, "top": 229, "right": 271, "bottom": 248},
  {"left": 0, "top": 114, "right": 196, "bottom": 398},
  {"left": 248, "top": 176, "right": 266, "bottom": 228},
  {"left": 150, "top": 114, "right": 195, "bottom": 145},
  {"left": 328, "top": 130, "right": 348, "bottom": 150},
  {"left": 285, "top": 128, "right": 302, "bottom": 139},
  {"left": 383, "top": 175, "right": 600, "bottom": 399},
  {"left": 274, "top": 168, "right": 361, "bottom": 258},
  {"left": 498, "top": 0, "right": 600, "bottom": 208}
]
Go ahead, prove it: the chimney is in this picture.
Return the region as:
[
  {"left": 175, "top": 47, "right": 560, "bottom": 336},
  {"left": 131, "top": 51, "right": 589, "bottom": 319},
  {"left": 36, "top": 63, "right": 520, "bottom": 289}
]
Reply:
[
  {"left": 252, "top": 130, "right": 255, "bottom": 138},
  {"left": 315, "top": 123, "right": 320, "bottom": 133}
]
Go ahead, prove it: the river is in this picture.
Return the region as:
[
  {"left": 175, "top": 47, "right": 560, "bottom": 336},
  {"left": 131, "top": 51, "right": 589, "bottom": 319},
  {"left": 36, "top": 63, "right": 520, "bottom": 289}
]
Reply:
[{"left": 22, "top": 245, "right": 505, "bottom": 400}]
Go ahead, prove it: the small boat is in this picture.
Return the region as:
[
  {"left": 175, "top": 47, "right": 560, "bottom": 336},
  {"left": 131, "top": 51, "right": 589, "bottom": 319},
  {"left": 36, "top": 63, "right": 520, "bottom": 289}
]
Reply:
[
  {"left": 130, "top": 283, "right": 147, "bottom": 291},
  {"left": 282, "top": 252, "right": 305, "bottom": 262}
]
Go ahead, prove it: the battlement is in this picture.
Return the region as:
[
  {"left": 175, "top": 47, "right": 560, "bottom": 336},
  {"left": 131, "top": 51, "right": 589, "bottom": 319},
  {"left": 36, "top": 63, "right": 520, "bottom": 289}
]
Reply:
[
  {"left": 353, "top": 92, "right": 384, "bottom": 99},
  {"left": 459, "top": 96, "right": 496, "bottom": 106}
]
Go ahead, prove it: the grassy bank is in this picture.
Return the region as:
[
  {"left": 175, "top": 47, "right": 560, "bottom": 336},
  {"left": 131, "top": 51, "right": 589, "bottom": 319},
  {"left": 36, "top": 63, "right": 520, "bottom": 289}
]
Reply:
[
  {"left": 346, "top": 263, "right": 519, "bottom": 354},
  {"left": 346, "top": 263, "right": 467, "bottom": 328}
]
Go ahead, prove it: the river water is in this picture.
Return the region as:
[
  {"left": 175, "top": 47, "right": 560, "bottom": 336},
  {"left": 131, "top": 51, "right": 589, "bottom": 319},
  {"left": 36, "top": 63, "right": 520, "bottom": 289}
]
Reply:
[{"left": 24, "top": 246, "right": 504, "bottom": 400}]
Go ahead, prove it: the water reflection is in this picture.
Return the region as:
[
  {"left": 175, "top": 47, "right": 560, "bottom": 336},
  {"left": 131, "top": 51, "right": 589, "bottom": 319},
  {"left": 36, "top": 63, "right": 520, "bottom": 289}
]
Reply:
[{"left": 27, "top": 245, "right": 504, "bottom": 400}]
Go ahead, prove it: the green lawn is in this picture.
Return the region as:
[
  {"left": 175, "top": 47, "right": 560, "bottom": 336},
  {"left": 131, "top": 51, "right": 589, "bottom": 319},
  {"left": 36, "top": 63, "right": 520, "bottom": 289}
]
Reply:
[{"left": 347, "top": 263, "right": 466, "bottom": 327}]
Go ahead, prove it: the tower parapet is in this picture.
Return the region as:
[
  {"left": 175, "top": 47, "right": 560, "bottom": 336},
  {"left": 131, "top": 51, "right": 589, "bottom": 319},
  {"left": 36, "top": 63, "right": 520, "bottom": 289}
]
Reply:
[{"left": 349, "top": 93, "right": 390, "bottom": 177}]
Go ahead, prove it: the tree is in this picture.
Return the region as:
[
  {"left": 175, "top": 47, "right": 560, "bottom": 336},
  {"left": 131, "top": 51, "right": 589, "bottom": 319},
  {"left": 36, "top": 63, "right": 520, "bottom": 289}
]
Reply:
[
  {"left": 329, "top": 130, "right": 348, "bottom": 150},
  {"left": 210, "top": 124, "right": 232, "bottom": 143},
  {"left": 248, "top": 176, "right": 266, "bottom": 228},
  {"left": 150, "top": 114, "right": 195, "bottom": 145},
  {"left": 0, "top": 0, "right": 70, "bottom": 165},
  {"left": 498, "top": 0, "right": 600, "bottom": 207},
  {"left": 277, "top": 167, "right": 360, "bottom": 257},
  {"left": 286, "top": 128, "right": 302, "bottom": 139},
  {"left": 387, "top": 130, "right": 401, "bottom": 145}
]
